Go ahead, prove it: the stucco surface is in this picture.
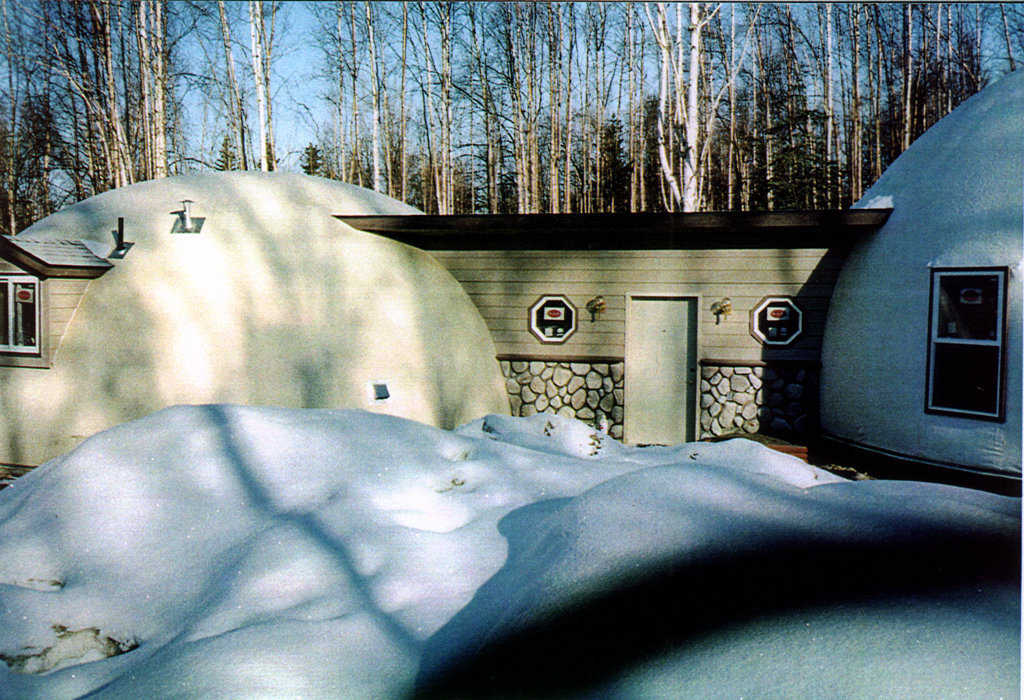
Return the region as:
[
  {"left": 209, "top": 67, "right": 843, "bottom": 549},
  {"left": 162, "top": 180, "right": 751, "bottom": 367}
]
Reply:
[
  {"left": 0, "top": 172, "right": 508, "bottom": 464},
  {"left": 821, "top": 71, "right": 1023, "bottom": 476}
]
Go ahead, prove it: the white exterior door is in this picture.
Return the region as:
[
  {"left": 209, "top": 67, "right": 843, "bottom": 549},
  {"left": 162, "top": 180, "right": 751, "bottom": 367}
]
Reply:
[{"left": 625, "top": 295, "right": 698, "bottom": 445}]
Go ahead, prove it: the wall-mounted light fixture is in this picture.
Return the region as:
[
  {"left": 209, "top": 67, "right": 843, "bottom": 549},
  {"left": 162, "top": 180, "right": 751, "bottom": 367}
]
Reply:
[
  {"left": 109, "top": 217, "right": 134, "bottom": 259},
  {"left": 710, "top": 297, "right": 732, "bottom": 325},
  {"left": 171, "top": 199, "right": 205, "bottom": 234},
  {"left": 585, "top": 295, "right": 606, "bottom": 323}
]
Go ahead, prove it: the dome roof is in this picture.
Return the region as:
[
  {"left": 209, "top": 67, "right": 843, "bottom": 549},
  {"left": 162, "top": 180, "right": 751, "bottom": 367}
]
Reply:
[
  {"left": 820, "top": 72, "right": 1023, "bottom": 476},
  {"left": 1, "top": 172, "right": 508, "bottom": 464}
]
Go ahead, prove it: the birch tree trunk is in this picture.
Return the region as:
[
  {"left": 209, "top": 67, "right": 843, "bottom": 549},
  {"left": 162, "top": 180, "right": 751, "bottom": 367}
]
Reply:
[
  {"left": 136, "top": 0, "right": 153, "bottom": 180},
  {"left": 644, "top": 2, "right": 682, "bottom": 211},
  {"left": 468, "top": 4, "right": 497, "bottom": 213},
  {"left": 726, "top": 6, "right": 736, "bottom": 211},
  {"left": 249, "top": 0, "right": 271, "bottom": 171},
  {"left": 824, "top": 3, "right": 835, "bottom": 207},
  {"left": 151, "top": 0, "right": 168, "bottom": 177},
  {"left": 902, "top": 3, "right": 913, "bottom": 151},
  {"left": 850, "top": 4, "right": 863, "bottom": 202},
  {"left": 2, "top": 0, "right": 17, "bottom": 233},
  {"left": 547, "top": 3, "right": 560, "bottom": 214},
  {"left": 563, "top": 3, "right": 574, "bottom": 213},
  {"left": 218, "top": 1, "right": 246, "bottom": 170},
  {"left": 400, "top": 2, "right": 408, "bottom": 201},
  {"left": 681, "top": 1, "right": 702, "bottom": 212},
  {"left": 365, "top": 2, "right": 382, "bottom": 193},
  {"left": 96, "top": 0, "right": 131, "bottom": 187},
  {"left": 1000, "top": 4, "right": 1017, "bottom": 71}
]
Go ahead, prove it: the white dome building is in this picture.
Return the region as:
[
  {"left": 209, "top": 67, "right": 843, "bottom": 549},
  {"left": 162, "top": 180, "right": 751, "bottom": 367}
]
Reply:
[
  {"left": 821, "top": 71, "right": 1023, "bottom": 481},
  {"left": 0, "top": 172, "right": 509, "bottom": 464}
]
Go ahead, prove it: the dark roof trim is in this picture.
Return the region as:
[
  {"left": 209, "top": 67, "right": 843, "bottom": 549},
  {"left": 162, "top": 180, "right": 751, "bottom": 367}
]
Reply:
[
  {"left": 0, "top": 236, "right": 113, "bottom": 279},
  {"left": 336, "top": 209, "right": 892, "bottom": 250}
]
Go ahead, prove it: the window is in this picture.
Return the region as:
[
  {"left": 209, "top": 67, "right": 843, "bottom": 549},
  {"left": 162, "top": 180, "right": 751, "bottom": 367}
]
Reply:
[
  {"left": 926, "top": 268, "right": 1007, "bottom": 420},
  {"left": 0, "top": 275, "right": 40, "bottom": 355}
]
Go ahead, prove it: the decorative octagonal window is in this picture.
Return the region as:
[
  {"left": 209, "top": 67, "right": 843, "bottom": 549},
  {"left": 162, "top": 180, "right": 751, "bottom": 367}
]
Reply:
[
  {"left": 529, "top": 295, "right": 577, "bottom": 344},
  {"left": 751, "top": 296, "right": 803, "bottom": 346}
]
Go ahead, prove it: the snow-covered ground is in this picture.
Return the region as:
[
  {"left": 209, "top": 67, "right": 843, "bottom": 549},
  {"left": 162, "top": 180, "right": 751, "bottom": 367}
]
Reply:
[{"left": 0, "top": 406, "right": 1018, "bottom": 698}]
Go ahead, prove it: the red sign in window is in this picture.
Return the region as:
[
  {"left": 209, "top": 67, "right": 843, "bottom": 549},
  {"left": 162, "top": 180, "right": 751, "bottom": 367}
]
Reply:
[
  {"left": 529, "top": 295, "right": 577, "bottom": 344},
  {"left": 751, "top": 296, "right": 802, "bottom": 346}
]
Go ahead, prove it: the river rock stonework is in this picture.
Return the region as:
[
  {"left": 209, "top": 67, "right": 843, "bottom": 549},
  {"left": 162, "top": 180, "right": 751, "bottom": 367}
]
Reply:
[
  {"left": 699, "top": 363, "right": 816, "bottom": 440},
  {"left": 500, "top": 360, "right": 625, "bottom": 439}
]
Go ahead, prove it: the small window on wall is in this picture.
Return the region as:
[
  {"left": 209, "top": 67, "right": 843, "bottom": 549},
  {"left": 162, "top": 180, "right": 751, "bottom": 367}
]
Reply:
[
  {"left": 0, "top": 275, "right": 40, "bottom": 355},
  {"left": 926, "top": 268, "right": 1007, "bottom": 421}
]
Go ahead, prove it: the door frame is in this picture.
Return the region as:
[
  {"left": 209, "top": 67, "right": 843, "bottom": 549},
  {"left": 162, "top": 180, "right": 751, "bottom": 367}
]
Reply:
[{"left": 624, "top": 292, "right": 702, "bottom": 445}]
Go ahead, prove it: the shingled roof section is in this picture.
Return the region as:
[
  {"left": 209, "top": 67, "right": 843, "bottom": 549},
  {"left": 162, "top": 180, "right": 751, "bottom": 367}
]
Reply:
[{"left": 0, "top": 237, "right": 113, "bottom": 278}]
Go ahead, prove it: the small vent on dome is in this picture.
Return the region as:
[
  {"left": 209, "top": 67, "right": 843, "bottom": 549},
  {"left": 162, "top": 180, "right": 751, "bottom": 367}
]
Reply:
[
  {"left": 171, "top": 200, "right": 205, "bottom": 234},
  {"left": 109, "top": 217, "right": 134, "bottom": 259},
  {"left": 371, "top": 382, "right": 390, "bottom": 402}
]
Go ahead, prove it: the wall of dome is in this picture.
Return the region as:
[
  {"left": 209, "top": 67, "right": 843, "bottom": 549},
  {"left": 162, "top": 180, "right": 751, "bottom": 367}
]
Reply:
[
  {"left": 0, "top": 172, "right": 509, "bottom": 464},
  {"left": 820, "top": 72, "right": 1023, "bottom": 477}
]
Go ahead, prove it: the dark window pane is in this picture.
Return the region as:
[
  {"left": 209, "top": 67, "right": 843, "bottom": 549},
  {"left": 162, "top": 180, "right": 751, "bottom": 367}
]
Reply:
[
  {"left": 12, "top": 282, "right": 35, "bottom": 348},
  {"left": 13, "top": 282, "right": 35, "bottom": 347},
  {"left": 931, "top": 343, "right": 1000, "bottom": 415},
  {"left": 937, "top": 273, "right": 1000, "bottom": 340},
  {"left": 0, "top": 281, "right": 7, "bottom": 345}
]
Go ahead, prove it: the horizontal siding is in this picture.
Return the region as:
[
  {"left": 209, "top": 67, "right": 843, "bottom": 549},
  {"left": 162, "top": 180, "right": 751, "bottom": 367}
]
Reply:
[
  {"left": 433, "top": 248, "right": 842, "bottom": 362},
  {"left": 470, "top": 294, "right": 832, "bottom": 314},
  {"left": 46, "top": 278, "right": 90, "bottom": 358},
  {"left": 447, "top": 268, "right": 836, "bottom": 286},
  {"left": 431, "top": 249, "right": 840, "bottom": 266}
]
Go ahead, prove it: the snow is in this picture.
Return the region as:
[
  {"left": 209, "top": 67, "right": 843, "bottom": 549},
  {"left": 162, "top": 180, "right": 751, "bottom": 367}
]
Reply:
[{"left": 0, "top": 406, "right": 1018, "bottom": 698}]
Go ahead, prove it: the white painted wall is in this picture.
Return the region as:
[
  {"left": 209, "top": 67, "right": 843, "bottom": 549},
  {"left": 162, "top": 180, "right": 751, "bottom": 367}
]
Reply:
[{"left": 821, "top": 72, "right": 1023, "bottom": 476}]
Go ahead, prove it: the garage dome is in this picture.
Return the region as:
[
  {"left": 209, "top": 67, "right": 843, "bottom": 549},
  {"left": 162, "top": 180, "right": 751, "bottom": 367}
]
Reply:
[
  {"left": 0, "top": 172, "right": 509, "bottom": 464},
  {"left": 820, "top": 71, "right": 1023, "bottom": 479}
]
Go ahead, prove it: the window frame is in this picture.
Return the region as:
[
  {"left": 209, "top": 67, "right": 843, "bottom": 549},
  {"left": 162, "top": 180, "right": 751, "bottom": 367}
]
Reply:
[
  {"left": 925, "top": 266, "right": 1008, "bottom": 422},
  {"left": 0, "top": 273, "right": 42, "bottom": 356}
]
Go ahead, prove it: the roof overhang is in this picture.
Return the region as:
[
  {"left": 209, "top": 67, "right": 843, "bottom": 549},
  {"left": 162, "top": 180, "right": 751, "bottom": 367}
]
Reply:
[
  {"left": 0, "top": 236, "right": 113, "bottom": 279},
  {"left": 336, "top": 209, "right": 893, "bottom": 250}
]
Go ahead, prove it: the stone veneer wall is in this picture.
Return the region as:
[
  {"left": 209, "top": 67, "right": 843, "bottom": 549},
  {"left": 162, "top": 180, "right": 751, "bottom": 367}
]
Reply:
[
  {"left": 699, "top": 363, "right": 817, "bottom": 440},
  {"left": 500, "top": 359, "right": 815, "bottom": 444},
  {"left": 500, "top": 360, "right": 625, "bottom": 439}
]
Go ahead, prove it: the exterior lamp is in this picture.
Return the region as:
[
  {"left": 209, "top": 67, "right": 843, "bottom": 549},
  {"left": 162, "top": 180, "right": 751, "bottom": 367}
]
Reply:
[{"left": 710, "top": 297, "right": 732, "bottom": 325}]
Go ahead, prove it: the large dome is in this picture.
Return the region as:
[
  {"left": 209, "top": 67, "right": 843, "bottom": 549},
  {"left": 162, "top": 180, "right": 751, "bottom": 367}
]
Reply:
[
  {"left": 0, "top": 172, "right": 509, "bottom": 464},
  {"left": 821, "top": 72, "right": 1023, "bottom": 477}
]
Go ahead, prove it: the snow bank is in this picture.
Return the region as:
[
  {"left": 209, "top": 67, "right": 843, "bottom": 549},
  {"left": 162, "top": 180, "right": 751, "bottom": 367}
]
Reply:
[{"left": 0, "top": 407, "right": 1017, "bottom": 698}]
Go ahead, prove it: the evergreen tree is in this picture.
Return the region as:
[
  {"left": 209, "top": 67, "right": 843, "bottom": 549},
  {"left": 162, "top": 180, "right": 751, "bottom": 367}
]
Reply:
[
  {"left": 215, "top": 135, "right": 238, "bottom": 171},
  {"left": 301, "top": 143, "right": 324, "bottom": 176}
]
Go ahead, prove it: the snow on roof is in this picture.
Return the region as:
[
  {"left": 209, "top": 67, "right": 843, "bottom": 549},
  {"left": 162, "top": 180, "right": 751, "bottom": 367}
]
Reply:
[{"left": 0, "top": 407, "right": 1016, "bottom": 697}]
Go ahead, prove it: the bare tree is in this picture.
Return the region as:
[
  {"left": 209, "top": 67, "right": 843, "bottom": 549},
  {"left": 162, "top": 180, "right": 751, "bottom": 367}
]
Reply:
[
  {"left": 248, "top": 0, "right": 275, "bottom": 171},
  {"left": 217, "top": 0, "right": 247, "bottom": 170}
]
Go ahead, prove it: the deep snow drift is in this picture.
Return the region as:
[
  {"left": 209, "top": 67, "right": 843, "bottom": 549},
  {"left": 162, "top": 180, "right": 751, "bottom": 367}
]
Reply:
[{"left": 0, "top": 406, "right": 1018, "bottom": 698}]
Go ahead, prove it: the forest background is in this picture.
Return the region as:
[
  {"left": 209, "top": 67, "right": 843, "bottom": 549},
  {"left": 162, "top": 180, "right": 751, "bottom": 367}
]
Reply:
[{"left": 1, "top": 1, "right": 1021, "bottom": 236}]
